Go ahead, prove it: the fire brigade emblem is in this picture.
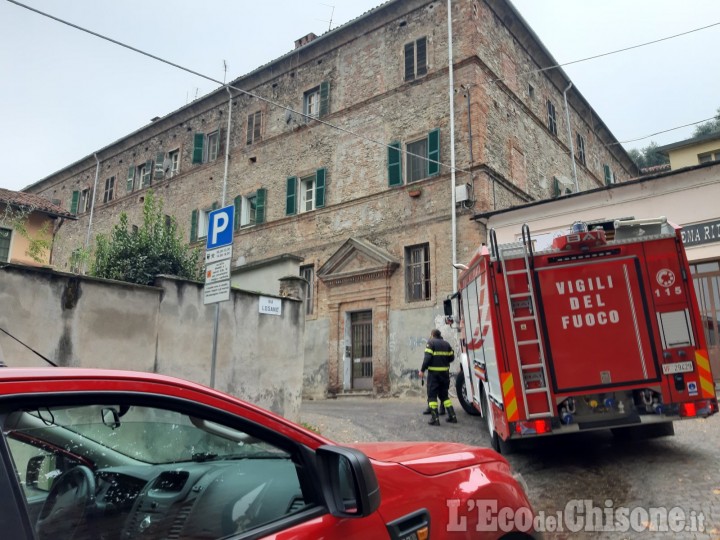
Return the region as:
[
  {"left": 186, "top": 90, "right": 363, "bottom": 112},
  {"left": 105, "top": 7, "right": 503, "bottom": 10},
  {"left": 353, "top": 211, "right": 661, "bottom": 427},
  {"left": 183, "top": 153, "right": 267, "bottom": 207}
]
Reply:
[{"left": 656, "top": 268, "right": 675, "bottom": 288}]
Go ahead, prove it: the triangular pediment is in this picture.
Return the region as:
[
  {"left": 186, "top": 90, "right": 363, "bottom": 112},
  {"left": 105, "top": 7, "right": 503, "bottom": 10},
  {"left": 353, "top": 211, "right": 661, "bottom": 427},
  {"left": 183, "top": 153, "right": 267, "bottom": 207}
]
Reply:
[{"left": 318, "top": 238, "right": 400, "bottom": 285}]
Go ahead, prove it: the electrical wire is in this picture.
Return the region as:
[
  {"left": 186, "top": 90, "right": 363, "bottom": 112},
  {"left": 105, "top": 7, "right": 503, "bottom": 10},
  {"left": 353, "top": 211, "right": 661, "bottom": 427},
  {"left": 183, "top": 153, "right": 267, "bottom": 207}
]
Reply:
[{"left": 7, "top": 0, "right": 719, "bottom": 173}]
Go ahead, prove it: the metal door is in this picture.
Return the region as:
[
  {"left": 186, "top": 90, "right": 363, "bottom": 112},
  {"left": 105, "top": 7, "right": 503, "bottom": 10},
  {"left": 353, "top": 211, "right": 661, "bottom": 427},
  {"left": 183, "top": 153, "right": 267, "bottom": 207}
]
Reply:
[
  {"left": 692, "top": 261, "right": 720, "bottom": 379},
  {"left": 351, "top": 311, "right": 373, "bottom": 390}
]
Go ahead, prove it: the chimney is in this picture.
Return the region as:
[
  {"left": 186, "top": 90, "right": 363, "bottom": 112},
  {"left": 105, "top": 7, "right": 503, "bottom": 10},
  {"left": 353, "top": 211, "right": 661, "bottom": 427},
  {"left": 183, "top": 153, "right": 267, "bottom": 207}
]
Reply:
[{"left": 294, "top": 32, "right": 318, "bottom": 49}]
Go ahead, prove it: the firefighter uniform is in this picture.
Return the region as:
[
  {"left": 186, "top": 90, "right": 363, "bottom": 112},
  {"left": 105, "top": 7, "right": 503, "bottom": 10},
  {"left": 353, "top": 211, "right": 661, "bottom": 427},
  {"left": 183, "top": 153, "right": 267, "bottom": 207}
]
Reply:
[{"left": 420, "top": 330, "right": 457, "bottom": 425}]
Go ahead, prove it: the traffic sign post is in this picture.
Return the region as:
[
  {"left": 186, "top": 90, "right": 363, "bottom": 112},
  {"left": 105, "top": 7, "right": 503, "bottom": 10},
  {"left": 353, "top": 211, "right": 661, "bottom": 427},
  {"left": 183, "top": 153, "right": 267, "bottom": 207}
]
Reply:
[{"left": 204, "top": 205, "right": 234, "bottom": 306}]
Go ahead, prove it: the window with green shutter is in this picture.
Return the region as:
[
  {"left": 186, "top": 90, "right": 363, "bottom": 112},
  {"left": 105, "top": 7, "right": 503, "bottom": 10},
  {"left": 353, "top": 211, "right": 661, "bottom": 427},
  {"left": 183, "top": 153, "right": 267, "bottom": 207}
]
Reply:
[
  {"left": 234, "top": 195, "right": 242, "bottom": 230},
  {"left": 142, "top": 159, "right": 153, "bottom": 188},
  {"left": 190, "top": 210, "right": 198, "bottom": 242},
  {"left": 427, "top": 129, "right": 440, "bottom": 176},
  {"left": 319, "top": 81, "right": 330, "bottom": 117},
  {"left": 315, "top": 168, "right": 326, "bottom": 208},
  {"left": 154, "top": 152, "right": 165, "bottom": 180},
  {"left": 603, "top": 165, "right": 613, "bottom": 185},
  {"left": 70, "top": 191, "right": 80, "bottom": 215},
  {"left": 255, "top": 188, "right": 266, "bottom": 224},
  {"left": 126, "top": 166, "right": 135, "bottom": 193},
  {"left": 388, "top": 142, "right": 402, "bottom": 187},
  {"left": 286, "top": 177, "right": 297, "bottom": 216},
  {"left": 192, "top": 133, "right": 205, "bottom": 164}
]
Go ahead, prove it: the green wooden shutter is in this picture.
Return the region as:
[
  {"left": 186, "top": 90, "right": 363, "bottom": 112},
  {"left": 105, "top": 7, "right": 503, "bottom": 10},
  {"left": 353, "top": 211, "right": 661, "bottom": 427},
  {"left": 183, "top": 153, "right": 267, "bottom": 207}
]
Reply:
[
  {"left": 603, "top": 165, "right": 612, "bottom": 185},
  {"left": 154, "top": 152, "right": 165, "bottom": 180},
  {"left": 315, "top": 168, "right": 326, "bottom": 208},
  {"left": 126, "top": 166, "right": 135, "bottom": 193},
  {"left": 70, "top": 191, "right": 80, "bottom": 215},
  {"left": 142, "top": 159, "right": 153, "bottom": 187},
  {"left": 211, "top": 201, "right": 219, "bottom": 211},
  {"left": 234, "top": 195, "right": 242, "bottom": 230},
  {"left": 286, "top": 176, "right": 297, "bottom": 216},
  {"left": 190, "top": 210, "right": 198, "bottom": 242},
  {"left": 388, "top": 142, "right": 402, "bottom": 186},
  {"left": 428, "top": 128, "right": 440, "bottom": 176},
  {"left": 552, "top": 177, "right": 560, "bottom": 197},
  {"left": 255, "top": 188, "right": 266, "bottom": 224},
  {"left": 319, "top": 81, "right": 330, "bottom": 117},
  {"left": 192, "top": 133, "right": 205, "bottom": 164}
]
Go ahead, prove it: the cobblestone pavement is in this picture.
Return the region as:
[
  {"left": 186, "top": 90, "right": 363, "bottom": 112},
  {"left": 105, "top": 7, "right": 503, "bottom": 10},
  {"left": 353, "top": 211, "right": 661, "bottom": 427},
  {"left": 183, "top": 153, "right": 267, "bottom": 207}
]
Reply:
[{"left": 301, "top": 394, "right": 720, "bottom": 540}]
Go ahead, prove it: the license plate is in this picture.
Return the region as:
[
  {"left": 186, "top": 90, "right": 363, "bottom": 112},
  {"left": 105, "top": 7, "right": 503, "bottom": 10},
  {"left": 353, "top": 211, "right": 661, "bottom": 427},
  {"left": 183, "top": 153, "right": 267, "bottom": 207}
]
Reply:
[{"left": 662, "top": 361, "right": 694, "bottom": 375}]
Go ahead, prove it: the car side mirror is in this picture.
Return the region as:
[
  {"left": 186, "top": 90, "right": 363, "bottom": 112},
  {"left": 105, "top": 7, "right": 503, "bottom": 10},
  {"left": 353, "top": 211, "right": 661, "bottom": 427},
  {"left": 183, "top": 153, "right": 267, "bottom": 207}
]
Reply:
[{"left": 316, "top": 445, "right": 381, "bottom": 518}]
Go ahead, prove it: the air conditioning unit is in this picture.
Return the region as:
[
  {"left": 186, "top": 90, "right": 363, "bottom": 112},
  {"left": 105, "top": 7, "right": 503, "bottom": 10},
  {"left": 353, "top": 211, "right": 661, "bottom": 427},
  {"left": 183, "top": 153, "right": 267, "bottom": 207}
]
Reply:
[{"left": 455, "top": 183, "right": 472, "bottom": 203}]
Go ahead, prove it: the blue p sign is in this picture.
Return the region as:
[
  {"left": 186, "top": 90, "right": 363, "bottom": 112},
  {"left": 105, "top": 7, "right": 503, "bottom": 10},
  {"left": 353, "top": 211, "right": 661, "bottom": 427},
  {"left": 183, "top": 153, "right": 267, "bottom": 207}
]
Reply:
[{"left": 206, "top": 205, "right": 235, "bottom": 250}]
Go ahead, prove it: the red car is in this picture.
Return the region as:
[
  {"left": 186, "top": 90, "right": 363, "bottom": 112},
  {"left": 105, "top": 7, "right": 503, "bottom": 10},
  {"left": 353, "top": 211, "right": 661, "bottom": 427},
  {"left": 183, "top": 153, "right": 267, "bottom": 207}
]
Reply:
[{"left": 0, "top": 368, "right": 535, "bottom": 539}]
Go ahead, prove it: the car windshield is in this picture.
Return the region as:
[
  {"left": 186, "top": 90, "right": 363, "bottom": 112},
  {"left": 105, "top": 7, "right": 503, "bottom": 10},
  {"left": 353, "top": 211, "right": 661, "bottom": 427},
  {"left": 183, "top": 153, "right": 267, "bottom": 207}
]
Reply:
[{"left": 23, "top": 404, "right": 287, "bottom": 464}]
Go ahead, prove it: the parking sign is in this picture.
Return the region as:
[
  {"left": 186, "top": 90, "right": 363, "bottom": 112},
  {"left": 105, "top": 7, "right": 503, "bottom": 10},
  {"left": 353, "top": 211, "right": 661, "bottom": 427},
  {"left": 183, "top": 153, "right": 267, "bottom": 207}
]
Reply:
[{"left": 206, "top": 205, "right": 235, "bottom": 250}]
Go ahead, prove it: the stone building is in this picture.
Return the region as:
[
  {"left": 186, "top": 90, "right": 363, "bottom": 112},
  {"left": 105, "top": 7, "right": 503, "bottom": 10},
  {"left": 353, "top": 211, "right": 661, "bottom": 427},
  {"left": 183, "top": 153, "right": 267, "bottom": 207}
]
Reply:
[{"left": 23, "top": 0, "right": 637, "bottom": 397}]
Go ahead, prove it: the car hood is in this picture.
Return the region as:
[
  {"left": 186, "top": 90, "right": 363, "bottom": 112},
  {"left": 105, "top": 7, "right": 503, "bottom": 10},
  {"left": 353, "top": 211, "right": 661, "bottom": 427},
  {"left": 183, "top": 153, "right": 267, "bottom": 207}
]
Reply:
[{"left": 347, "top": 441, "right": 504, "bottom": 475}]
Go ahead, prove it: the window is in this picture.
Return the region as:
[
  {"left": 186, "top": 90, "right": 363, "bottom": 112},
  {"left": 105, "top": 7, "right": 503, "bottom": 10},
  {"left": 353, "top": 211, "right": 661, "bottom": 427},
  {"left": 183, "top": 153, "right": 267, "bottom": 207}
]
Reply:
[
  {"left": 103, "top": 177, "right": 115, "bottom": 203},
  {"left": 190, "top": 203, "right": 219, "bottom": 242},
  {"left": 207, "top": 131, "right": 220, "bottom": 162},
  {"left": 576, "top": 133, "right": 586, "bottom": 166},
  {"left": 603, "top": 165, "right": 615, "bottom": 185},
  {"left": 247, "top": 111, "right": 262, "bottom": 144},
  {"left": 404, "top": 37, "right": 427, "bottom": 82},
  {"left": 406, "top": 243, "right": 430, "bottom": 301},
  {"left": 168, "top": 149, "right": 180, "bottom": 177},
  {"left": 70, "top": 190, "right": 79, "bottom": 214},
  {"left": 233, "top": 189, "right": 267, "bottom": 229},
  {"left": 192, "top": 132, "right": 220, "bottom": 164},
  {"left": 303, "top": 82, "right": 330, "bottom": 120},
  {"left": 547, "top": 100, "right": 557, "bottom": 136},
  {"left": 0, "top": 227, "right": 11, "bottom": 262},
  {"left": 698, "top": 150, "right": 720, "bottom": 164},
  {"left": 528, "top": 84, "right": 535, "bottom": 99},
  {"left": 1, "top": 399, "right": 307, "bottom": 540},
  {"left": 285, "top": 169, "right": 326, "bottom": 216},
  {"left": 78, "top": 188, "right": 92, "bottom": 214},
  {"left": 389, "top": 129, "right": 440, "bottom": 186},
  {"left": 136, "top": 160, "right": 152, "bottom": 189},
  {"left": 301, "top": 265, "right": 314, "bottom": 315}
]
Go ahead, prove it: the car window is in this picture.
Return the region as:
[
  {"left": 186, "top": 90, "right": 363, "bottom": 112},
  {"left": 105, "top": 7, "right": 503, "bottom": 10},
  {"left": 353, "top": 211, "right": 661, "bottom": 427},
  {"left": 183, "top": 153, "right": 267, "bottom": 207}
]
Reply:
[{"left": 1, "top": 400, "right": 313, "bottom": 540}]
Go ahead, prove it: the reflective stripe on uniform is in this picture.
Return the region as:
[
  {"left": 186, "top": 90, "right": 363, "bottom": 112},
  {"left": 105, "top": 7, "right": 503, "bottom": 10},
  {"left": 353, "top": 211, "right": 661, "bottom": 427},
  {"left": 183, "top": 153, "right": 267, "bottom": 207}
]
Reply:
[{"left": 427, "top": 366, "right": 450, "bottom": 372}]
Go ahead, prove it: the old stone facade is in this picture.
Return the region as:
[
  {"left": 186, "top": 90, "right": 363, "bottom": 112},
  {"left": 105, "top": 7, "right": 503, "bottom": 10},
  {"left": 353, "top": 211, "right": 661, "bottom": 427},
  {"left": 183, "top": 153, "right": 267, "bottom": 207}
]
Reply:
[{"left": 24, "top": 0, "right": 636, "bottom": 397}]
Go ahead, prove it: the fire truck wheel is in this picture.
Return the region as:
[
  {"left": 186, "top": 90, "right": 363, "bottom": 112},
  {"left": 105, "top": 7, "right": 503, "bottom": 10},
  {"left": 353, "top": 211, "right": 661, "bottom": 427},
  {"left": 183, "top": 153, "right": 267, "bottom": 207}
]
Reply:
[
  {"left": 456, "top": 370, "right": 480, "bottom": 416},
  {"left": 491, "top": 430, "right": 516, "bottom": 455},
  {"left": 611, "top": 422, "right": 675, "bottom": 440}
]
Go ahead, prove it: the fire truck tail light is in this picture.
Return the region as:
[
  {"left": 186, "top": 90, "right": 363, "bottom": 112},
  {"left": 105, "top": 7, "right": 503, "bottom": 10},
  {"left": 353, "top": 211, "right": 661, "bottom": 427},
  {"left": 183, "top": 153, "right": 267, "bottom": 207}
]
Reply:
[
  {"left": 680, "top": 402, "right": 697, "bottom": 417},
  {"left": 514, "top": 419, "right": 551, "bottom": 436}
]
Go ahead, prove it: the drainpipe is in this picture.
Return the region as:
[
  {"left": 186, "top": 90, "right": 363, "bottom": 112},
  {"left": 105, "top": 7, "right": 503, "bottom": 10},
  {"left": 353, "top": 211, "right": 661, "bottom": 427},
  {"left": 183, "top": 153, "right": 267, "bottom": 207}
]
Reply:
[
  {"left": 84, "top": 153, "right": 101, "bottom": 273},
  {"left": 209, "top": 86, "right": 234, "bottom": 389},
  {"left": 447, "top": 0, "right": 458, "bottom": 293},
  {"left": 563, "top": 82, "right": 579, "bottom": 192}
]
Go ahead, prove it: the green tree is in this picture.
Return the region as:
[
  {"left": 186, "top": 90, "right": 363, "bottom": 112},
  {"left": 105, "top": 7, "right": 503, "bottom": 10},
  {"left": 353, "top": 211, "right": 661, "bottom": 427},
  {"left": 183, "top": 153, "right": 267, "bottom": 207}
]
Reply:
[
  {"left": 693, "top": 107, "right": 720, "bottom": 137},
  {"left": 91, "top": 191, "right": 203, "bottom": 285},
  {"left": 627, "top": 141, "right": 668, "bottom": 170}
]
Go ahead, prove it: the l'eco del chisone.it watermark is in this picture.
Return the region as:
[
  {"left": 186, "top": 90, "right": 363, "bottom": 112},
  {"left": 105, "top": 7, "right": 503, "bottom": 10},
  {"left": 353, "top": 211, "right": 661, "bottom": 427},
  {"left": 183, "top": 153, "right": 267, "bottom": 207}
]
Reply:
[{"left": 446, "top": 498, "right": 706, "bottom": 534}]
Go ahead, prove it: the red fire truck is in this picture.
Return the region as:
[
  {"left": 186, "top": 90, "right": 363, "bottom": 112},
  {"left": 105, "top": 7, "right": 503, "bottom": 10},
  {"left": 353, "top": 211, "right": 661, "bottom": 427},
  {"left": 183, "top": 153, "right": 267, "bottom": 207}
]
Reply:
[{"left": 448, "top": 216, "right": 718, "bottom": 453}]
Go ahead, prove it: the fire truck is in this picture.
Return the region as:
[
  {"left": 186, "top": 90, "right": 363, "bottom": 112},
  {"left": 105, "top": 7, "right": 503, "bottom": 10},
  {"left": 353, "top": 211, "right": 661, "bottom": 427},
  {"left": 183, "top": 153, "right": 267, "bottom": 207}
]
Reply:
[{"left": 447, "top": 216, "right": 718, "bottom": 453}]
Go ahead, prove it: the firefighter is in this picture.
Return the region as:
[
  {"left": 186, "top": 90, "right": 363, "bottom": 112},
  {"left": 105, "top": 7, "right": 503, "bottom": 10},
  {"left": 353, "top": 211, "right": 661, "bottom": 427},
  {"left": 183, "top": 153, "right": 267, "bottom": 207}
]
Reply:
[{"left": 419, "top": 329, "right": 457, "bottom": 425}]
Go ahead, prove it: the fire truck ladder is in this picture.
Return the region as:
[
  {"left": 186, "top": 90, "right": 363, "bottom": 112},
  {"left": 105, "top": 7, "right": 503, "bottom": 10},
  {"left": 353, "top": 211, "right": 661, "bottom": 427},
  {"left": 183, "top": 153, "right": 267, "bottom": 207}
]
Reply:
[{"left": 490, "top": 224, "right": 553, "bottom": 419}]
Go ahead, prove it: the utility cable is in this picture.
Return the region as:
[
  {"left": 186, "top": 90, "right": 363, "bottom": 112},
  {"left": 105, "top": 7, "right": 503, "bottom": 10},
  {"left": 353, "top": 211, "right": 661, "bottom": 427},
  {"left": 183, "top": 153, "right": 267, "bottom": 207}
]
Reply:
[
  {"left": 6, "top": 0, "right": 467, "bottom": 176},
  {"left": 7, "top": 0, "right": 719, "bottom": 174},
  {"left": 0, "top": 326, "right": 57, "bottom": 367}
]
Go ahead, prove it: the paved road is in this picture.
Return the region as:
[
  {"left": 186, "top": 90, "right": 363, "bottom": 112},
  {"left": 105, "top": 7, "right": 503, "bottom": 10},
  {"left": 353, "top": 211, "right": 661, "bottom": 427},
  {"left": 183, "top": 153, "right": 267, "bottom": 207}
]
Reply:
[{"left": 301, "top": 395, "right": 720, "bottom": 540}]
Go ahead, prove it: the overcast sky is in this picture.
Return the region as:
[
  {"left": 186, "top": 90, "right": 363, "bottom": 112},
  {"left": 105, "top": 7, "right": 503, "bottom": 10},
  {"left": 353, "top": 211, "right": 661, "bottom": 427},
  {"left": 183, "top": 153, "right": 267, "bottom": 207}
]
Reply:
[{"left": 1, "top": 0, "right": 719, "bottom": 192}]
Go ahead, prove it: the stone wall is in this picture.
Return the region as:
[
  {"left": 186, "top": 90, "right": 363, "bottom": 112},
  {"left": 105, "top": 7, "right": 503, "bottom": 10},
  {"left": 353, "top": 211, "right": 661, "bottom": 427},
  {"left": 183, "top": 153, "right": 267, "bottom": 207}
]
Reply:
[{"left": 0, "top": 264, "right": 305, "bottom": 421}]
